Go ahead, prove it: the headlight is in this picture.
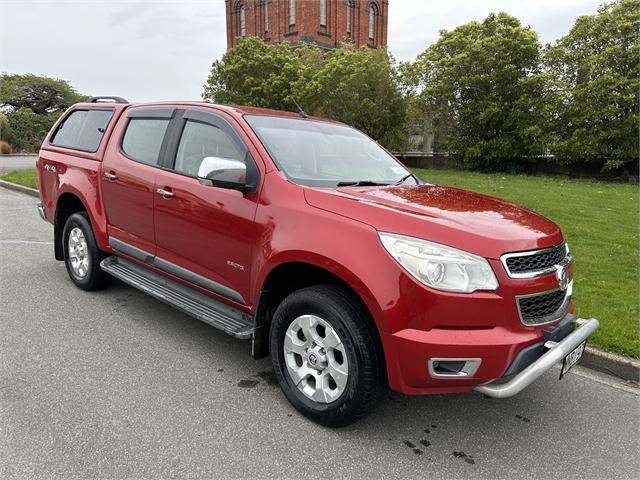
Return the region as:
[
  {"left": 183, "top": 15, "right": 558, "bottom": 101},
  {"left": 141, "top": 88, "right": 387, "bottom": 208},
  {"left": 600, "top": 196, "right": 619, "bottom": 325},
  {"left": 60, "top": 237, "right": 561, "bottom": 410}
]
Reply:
[{"left": 378, "top": 232, "right": 499, "bottom": 293}]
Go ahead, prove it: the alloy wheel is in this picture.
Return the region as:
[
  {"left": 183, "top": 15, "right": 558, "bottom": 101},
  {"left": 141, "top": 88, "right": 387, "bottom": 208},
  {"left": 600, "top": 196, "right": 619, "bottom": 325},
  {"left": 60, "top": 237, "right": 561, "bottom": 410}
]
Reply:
[
  {"left": 68, "top": 227, "right": 89, "bottom": 278},
  {"left": 283, "top": 314, "right": 349, "bottom": 404}
]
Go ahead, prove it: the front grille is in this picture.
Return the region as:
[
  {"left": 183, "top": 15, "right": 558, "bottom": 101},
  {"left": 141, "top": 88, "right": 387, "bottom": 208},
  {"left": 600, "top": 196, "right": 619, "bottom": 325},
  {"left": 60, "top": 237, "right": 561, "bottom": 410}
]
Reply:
[
  {"left": 517, "top": 289, "right": 569, "bottom": 325},
  {"left": 504, "top": 243, "right": 567, "bottom": 276}
]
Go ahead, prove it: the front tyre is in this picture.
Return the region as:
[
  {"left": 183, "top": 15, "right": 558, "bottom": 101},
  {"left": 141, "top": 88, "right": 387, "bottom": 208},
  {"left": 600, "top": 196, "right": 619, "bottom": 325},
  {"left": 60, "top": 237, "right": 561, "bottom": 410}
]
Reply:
[
  {"left": 270, "top": 285, "right": 386, "bottom": 427},
  {"left": 62, "top": 212, "right": 111, "bottom": 291}
]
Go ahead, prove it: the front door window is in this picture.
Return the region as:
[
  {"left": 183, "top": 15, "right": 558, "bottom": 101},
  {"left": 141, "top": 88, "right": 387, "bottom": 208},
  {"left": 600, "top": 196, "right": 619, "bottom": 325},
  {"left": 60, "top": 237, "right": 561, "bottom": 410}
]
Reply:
[{"left": 174, "top": 120, "right": 244, "bottom": 177}]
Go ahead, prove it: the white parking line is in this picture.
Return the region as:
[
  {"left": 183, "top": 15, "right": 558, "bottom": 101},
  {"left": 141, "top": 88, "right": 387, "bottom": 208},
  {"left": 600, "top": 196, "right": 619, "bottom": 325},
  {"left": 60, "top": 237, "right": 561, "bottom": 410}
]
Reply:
[{"left": 0, "top": 239, "right": 54, "bottom": 245}]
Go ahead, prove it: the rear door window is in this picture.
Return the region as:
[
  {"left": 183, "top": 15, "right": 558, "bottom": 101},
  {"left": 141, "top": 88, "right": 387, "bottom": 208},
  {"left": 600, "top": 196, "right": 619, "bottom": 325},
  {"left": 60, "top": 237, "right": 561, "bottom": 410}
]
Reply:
[
  {"left": 50, "top": 109, "right": 114, "bottom": 152},
  {"left": 121, "top": 118, "right": 170, "bottom": 166}
]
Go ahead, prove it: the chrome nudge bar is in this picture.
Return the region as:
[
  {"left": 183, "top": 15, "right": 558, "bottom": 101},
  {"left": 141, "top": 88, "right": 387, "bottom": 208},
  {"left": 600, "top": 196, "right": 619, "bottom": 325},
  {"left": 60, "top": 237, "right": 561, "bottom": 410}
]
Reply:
[{"left": 475, "top": 318, "right": 599, "bottom": 399}]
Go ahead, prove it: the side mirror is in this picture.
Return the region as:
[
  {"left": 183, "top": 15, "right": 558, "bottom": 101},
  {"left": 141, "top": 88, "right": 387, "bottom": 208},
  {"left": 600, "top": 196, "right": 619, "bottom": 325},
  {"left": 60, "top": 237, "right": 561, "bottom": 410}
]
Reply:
[{"left": 198, "top": 156, "right": 253, "bottom": 193}]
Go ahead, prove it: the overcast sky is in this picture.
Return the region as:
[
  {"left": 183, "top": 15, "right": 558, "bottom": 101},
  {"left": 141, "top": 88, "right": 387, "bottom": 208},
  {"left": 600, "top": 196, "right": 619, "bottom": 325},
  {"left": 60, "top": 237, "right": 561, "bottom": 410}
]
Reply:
[{"left": 1, "top": 0, "right": 603, "bottom": 102}]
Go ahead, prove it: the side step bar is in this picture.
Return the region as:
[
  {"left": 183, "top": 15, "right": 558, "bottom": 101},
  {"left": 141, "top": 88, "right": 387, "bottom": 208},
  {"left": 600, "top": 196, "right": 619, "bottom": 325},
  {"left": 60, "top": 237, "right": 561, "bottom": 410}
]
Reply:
[{"left": 100, "top": 256, "right": 255, "bottom": 339}]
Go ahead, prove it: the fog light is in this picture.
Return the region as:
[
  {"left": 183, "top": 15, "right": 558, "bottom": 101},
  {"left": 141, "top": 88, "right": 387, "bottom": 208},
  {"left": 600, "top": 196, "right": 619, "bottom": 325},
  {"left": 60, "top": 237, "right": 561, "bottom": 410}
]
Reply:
[{"left": 428, "top": 358, "right": 481, "bottom": 377}]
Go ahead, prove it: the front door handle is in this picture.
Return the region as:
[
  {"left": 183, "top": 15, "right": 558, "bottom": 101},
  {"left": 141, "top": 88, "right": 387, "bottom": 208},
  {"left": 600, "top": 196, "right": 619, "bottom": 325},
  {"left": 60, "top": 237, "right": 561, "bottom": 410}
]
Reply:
[
  {"left": 103, "top": 171, "right": 118, "bottom": 181},
  {"left": 156, "top": 187, "right": 175, "bottom": 199}
]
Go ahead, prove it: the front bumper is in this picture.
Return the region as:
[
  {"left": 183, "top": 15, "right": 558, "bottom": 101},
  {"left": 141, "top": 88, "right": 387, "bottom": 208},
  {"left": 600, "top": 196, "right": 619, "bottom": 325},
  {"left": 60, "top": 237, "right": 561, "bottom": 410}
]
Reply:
[
  {"left": 475, "top": 317, "right": 599, "bottom": 398},
  {"left": 381, "top": 315, "right": 599, "bottom": 395}
]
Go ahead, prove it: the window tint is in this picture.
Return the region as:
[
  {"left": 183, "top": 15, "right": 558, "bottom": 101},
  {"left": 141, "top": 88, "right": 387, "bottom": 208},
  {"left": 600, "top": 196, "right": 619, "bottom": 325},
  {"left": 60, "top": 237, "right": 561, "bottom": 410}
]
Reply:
[
  {"left": 174, "top": 120, "right": 244, "bottom": 177},
  {"left": 51, "top": 109, "right": 114, "bottom": 152},
  {"left": 121, "top": 119, "right": 170, "bottom": 165}
]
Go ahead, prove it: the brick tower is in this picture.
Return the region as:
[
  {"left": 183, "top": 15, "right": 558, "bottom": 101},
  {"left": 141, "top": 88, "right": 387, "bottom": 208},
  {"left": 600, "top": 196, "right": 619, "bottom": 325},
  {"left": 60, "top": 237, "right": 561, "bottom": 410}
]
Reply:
[{"left": 225, "top": 0, "right": 389, "bottom": 50}]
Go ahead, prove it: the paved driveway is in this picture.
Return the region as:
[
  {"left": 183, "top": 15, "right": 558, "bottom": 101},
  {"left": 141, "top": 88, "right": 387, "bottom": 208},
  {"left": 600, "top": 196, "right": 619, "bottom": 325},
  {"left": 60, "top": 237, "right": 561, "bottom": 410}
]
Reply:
[
  {"left": 1, "top": 186, "right": 638, "bottom": 480},
  {"left": 0, "top": 155, "right": 37, "bottom": 172}
]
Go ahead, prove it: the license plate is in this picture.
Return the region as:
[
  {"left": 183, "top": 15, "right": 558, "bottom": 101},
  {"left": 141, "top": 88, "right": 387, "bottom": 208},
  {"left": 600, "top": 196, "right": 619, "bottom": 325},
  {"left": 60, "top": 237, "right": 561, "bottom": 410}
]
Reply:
[{"left": 560, "top": 341, "right": 586, "bottom": 379}]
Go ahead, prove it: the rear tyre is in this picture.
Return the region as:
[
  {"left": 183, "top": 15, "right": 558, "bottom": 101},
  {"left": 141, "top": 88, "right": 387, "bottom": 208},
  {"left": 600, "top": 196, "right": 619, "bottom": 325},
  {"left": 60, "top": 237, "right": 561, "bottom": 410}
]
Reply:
[
  {"left": 62, "top": 212, "right": 111, "bottom": 291},
  {"left": 270, "top": 284, "right": 386, "bottom": 427}
]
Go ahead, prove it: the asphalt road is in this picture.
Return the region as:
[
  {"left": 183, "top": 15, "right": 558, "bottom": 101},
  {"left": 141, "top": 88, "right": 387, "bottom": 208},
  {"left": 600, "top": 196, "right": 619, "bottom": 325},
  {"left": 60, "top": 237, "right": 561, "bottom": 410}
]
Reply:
[
  {"left": 1, "top": 186, "right": 638, "bottom": 480},
  {"left": 0, "top": 155, "right": 37, "bottom": 172}
]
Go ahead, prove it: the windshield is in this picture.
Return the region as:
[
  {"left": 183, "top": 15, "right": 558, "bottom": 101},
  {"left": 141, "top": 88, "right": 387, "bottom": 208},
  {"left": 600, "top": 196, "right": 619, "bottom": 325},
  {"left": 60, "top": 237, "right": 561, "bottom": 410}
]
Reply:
[{"left": 244, "top": 115, "right": 417, "bottom": 188}]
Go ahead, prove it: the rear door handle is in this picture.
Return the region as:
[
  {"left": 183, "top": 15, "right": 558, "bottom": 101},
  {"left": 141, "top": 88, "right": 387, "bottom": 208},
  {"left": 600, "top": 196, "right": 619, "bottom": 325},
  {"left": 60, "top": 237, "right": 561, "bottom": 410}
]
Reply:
[
  {"left": 156, "top": 187, "right": 175, "bottom": 199},
  {"left": 103, "top": 171, "right": 118, "bottom": 181}
]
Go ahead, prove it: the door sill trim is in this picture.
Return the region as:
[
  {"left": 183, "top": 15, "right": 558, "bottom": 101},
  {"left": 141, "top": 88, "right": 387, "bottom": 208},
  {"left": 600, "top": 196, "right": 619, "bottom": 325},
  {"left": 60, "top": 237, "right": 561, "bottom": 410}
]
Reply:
[{"left": 108, "top": 236, "right": 246, "bottom": 305}]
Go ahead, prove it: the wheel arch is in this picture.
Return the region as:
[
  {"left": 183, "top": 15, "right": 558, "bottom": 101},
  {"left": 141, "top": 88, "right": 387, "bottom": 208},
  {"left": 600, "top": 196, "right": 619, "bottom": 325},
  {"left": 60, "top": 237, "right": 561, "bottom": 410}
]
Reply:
[
  {"left": 54, "top": 188, "right": 107, "bottom": 260},
  {"left": 251, "top": 255, "right": 386, "bottom": 362}
]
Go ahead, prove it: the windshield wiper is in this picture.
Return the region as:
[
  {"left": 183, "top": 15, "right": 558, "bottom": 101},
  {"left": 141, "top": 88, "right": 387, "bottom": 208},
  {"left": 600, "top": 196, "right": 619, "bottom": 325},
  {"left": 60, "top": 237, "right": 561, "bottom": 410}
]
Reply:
[
  {"left": 395, "top": 173, "right": 416, "bottom": 185},
  {"left": 336, "top": 180, "right": 392, "bottom": 187}
]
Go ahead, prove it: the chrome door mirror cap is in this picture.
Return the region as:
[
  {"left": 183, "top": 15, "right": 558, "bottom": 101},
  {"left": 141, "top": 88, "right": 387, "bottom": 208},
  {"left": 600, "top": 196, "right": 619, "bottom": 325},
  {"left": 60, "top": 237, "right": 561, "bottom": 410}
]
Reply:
[
  {"left": 198, "top": 156, "right": 247, "bottom": 184},
  {"left": 197, "top": 156, "right": 256, "bottom": 193}
]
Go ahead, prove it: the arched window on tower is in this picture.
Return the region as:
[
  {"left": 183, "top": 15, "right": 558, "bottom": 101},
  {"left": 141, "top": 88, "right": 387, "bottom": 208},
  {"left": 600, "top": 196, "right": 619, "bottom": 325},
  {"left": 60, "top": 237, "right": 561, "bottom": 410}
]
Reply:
[
  {"left": 235, "top": 2, "right": 246, "bottom": 38},
  {"left": 289, "top": 0, "right": 296, "bottom": 26},
  {"left": 368, "top": 2, "right": 379, "bottom": 41},
  {"left": 264, "top": 1, "right": 269, "bottom": 33},
  {"left": 346, "top": 0, "right": 354, "bottom": 34},
  {"left": 320, "top": 0, "right": 327, "bottom": 27}
]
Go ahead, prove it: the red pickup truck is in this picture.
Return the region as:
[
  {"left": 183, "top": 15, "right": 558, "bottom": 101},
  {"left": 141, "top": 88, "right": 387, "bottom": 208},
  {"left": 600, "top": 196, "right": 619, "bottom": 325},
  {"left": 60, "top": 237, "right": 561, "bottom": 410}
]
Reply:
[{"left": 36, "top": 97, "right": 598, "bottom": 426}]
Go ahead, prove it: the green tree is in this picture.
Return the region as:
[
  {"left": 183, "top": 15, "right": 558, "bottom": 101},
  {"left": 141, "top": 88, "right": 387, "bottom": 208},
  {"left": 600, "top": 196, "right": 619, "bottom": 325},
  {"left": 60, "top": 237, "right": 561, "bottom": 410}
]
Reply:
[
  {"left": 0, "top": 73, "right": 85, "bottom": 114},
  {"left": 302, "top": 46, "right": 409, "bottom": 151},
  {"left": 203, "top": 37, "right": 409, "bottom": 151},
  {"left": 6, "top": 108, "right": 62, "bottom": 152},
  {"left": 202, "top": 37, "right": 308, "bottom": 111},
  {"left": 544, "top": 0, "right": 639, "bottom": 171},
  {"left": 411, "top": 13, "right": 549, "bottom": 171},
  {"left": 0, "top": 112, "right": 14, "bottom": 145}
]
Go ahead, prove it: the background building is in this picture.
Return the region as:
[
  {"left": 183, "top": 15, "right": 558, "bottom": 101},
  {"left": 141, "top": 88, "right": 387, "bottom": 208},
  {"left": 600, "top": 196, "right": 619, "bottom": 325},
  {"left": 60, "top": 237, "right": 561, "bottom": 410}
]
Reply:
[{"left": 225, "top": 0, "right": 389, "bottom": 50}]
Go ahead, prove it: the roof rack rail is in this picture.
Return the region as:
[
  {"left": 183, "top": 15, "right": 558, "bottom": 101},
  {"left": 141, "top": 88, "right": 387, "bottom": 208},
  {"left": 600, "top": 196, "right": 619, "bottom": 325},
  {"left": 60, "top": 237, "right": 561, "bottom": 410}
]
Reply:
[{"left": 88, "top": 96, "right": 129, "bottom": 104}]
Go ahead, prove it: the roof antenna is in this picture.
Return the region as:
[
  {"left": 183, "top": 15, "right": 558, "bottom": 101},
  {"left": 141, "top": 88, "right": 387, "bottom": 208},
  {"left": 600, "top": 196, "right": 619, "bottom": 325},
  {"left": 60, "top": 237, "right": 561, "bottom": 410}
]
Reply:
[{"left": 291, "top": 98, "right": 307, "bottom": 119}]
